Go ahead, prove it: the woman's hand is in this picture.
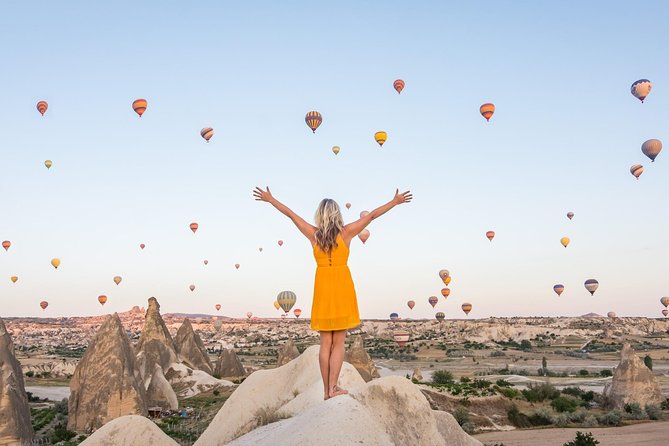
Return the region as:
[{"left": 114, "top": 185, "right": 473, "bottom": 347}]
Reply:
[
  {"left": 393, "top": 189, "right": 413, "bottom": 205},
  {"left": 253, "top": 186, "right": 274, "bottom": 203}
]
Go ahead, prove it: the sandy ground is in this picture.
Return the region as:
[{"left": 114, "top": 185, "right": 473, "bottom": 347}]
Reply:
[
  {"left": 25, "top": 386, "right": 70, "bottom": 401},
  {"left": 474, "top": 422, "right": 669, "bottom": 445}
]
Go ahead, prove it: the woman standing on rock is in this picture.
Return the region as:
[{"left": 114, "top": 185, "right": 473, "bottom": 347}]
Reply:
[{"left": 254, "top": 187, "right": 412, "bottom": 400}]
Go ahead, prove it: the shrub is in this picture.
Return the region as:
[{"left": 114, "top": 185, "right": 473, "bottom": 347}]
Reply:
[
  {"left": 461, "top": 422, "right": 476, "bottom": 434},
  {"left": 552, "top": 413, "right": 570, "bottom": 427},
  {"left": 577, "top": 369, "right": 589, "bottom": 377},
  {"left": 528, "top": 408, "right": 552, "bottom": 426},
  {"left": 498, "top": 387, "right": 520, "bottom": 399},
  {"left": 453, "top": 406, "right": 470, "bottom": 426},
  {"left": 643, "top": 355, "right": 653, "bottom": 370},
  {"left": 582, "top": 415, "right": 598, "bottom": 427},
  {"left": 645, "top": 404, "right": 662, "bottom": 420},
  {"left": 460, "top": 376, "right": 471, "bottom": 383},
  {"left": 623, "top": 403, "right": 647, "bottom": 420},
  {"left": 551, "top": 396, "right": 579, "bottom": 413},
  {"left": 520, "top": 340, "right": 532, "bottom": 351},
  {"left": 472, "top": 379, "right": 492, "bottom": 389},
  {"left": 598, "top": 410, "right": 621, "bottom": 426},
  {"left": 562, "top": 387, "right": 584, "bottom": 398},
  {"left": 507, "top": 404, "right": 531, "bottom": 428},
  {"left": 25, "top": 371, "right": 34, "bottom": 377},
  {"left": 599, "top": 369, "right": 612, "bottom": 377},
  {"left": 432, "top": 370, "right": 454, "bottom": 385},
  {"left": 213, "top": 389, "right": 220, "bottom": 397},
  {"left": 563, "top": 431, "right": 599, "bottom": 446},
  {"left": 568, "top": 410, "right": 587, "bottom": 423},
  {"left": 490, "top": 350, "right": 506, "bottom": 357},
  {"left": 522, "top": 382, "right": 560, "bottom": 402},
  {"left": 495, "top": 379, "right": 511, "bottom": 387}
]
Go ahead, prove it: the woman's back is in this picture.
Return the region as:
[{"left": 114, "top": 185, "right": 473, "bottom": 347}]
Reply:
[{"left": 312, "top": 235, "right": 349, "bottom": 268}]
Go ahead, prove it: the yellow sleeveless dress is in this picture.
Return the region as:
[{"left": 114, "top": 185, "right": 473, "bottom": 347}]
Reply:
[{"left": 310, "top": 234, "right": 360, "bottom": 331}]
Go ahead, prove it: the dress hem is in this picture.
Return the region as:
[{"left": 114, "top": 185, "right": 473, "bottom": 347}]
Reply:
[{"left": 310, "top": 321, "right": 360, "bottom": 332}]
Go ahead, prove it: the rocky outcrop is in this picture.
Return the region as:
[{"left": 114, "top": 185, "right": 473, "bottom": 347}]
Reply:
[
  {"left": 68, "top": 314, "right": 148, "bottom": 433},
  {"left": 603, "top": 343, "right": 664, "bottom": 409},
  {"left": 412, "top": 368, "right": 423, "bottom": 381},
  {"left": 135, "top": 297, "right": 178, "bottom": 383},
  {"left": 0, "top": 318, "right": 34, "bottom": 445},
  {"left": 344, "top": 335, "right": 379, "bottom": 382},
  {"left": 214, "top": 348, "right": 245, "bottom": 378},
  {"left": 175, "top": 318, "right": 213, "bottom": 375},
  {"left": 80, "top": 415, "right": 178, "bottom": 446},
  {"left": 165, "top": 363, "right": 233, "bottom": 398},
  {"left": 146, "top": 365, "right": 178, "bottom": 410},
  {"left": 276, "top": 340, "right": 300, "bottom": 367}
]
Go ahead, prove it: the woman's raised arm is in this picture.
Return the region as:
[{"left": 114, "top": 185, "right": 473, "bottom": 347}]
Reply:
[
  {"left": 253, "top": 186, "right": 317, "bottom": 241},
  {"left": 343, "top": 189, "right": 412, "bottom": 242}
]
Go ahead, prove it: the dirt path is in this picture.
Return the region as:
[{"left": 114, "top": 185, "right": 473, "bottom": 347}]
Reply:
[{"left": 474, "top": 421, "right": 669, "bottom": 445}]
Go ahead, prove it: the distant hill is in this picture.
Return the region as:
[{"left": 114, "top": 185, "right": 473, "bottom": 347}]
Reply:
[
  {"left": 580, "top": 312, "right": 604, "bottom": 318},
  {"left": 164, "top": 313, "right": 230, "bottom": 320}
]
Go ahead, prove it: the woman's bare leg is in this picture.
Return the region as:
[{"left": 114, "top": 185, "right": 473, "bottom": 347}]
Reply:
[
  {"left": 328, "top": 330, "right": 348, "bottom": 397},
  {"left": 319, "top": 331, "right": 333, "bottom": 400}
]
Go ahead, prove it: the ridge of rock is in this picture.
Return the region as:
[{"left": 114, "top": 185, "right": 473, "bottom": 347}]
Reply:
[
  {"left": 344, "top": 335, "right": 380, "bottom": 382},
  {"left": 135, "top": 297, "right": 179, "bottom": 382},
  {"left": 603, "top": 343, "right": 664, "bottom": 409},
  {"left": 174, "top": 318, "right": 214, "bottom": 375}
]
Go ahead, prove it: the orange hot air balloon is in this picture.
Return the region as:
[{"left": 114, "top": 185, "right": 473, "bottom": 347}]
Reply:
[
  {"left": 428, "top": 296, "right": 438, "bottom": 308},
  {"left": 10, "top": 276, "right": 18, "bottom": 283},
  {"left": 215, "top": 304, "right": 221, "bottom": 311},
  {"left": 139, "top": 243, "right": 146, "bottom": 250},
  {"left": 407, "top": 300, "right": 415, "bottom": 310},
  {"left": 345, "top": 203, "right": 351, "bottom": 209},
  {"left": 132, "top": 99, "right": 148, "bottom": 117},
  {"left": 40, "top": 300, "right": 48, "bottom": 310},
  {"left": 189, "top": 284, "right": 195, "bottom": 292},
  {"left": 36, "top": 100, "right": 48, "bottom": 116},
  {"left": 393, "top": 79, "right": 405, "bottom": 94},
  {"left": 441, "top": 288, "right": 451, "bottom": 299},
  {"left": 98, "top": 295, "right": 108, "bottom": 306},
  {"left": 278, "top": 240, "right": 284, "bottom": 246},
  {"left": 200, "top": 127, "right": 214, "bottom": 142},
  {"left": 294, "top": 308, "right": 302, "bottom": 318},
  {"left": 305, "top": 111, "right": 322, "bottom": 133},
  {"left": 113, "top": 276, "right": 122, "bottom": 285},
  {"left": 51, "top": 258, "right": 61, "bottom": 269},
  {"left": 443, "top": 276, "right": 452, "bottom": 286},
  {"left": 273, "top": 301, "right": 281, "bottom": 310},
  {"left": 190, "top": 222, "right": 199, "bottom": 233},
  {"left": 246, "top": 312, "right": 253, "bottom": 319},
  {"left": 560, "top": 237, "right": 570, "bottom": 248},
  {"left": 461, "top": 303, "right": 473, "bottom": 315},
  {"left": 2, "top": 240, "right": 10, "bottom": 251},
  {"left": 486, "top": 231, "right": 495, "bottom": 241},
  {"left": 358, "top": 229, "right": 370, "bottom": 244},
  {"left": 374, "top": 131, "right": 387, "bottom": 147},
  {"left": 204, "top": 259, "right": 209, "bottom": 265},
  {"left": 480, "top": 103, "right": 495, "bottom": 121},
  {"left": 235, "top": 263, "right": 240, "bottom": 269}
]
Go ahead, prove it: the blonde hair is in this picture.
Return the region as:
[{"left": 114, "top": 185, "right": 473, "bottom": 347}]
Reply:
[{"left": 314, "top": 199, "right": 344, "bottom": 254}]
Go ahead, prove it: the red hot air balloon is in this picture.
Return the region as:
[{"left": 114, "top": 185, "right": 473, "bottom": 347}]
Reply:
[
  {"left": 428, "top": 296, "right": 438, "bottom": 308},
  {"left": 486, "top": 231, "right": 495, "bottom": 241},
  {"left": 132, "top": 99, "right": 148, "bottom": 117},
  {"left": 294, "top": 308, "right": 302, "bottom": 318},
  {"left": 278, "top": 240, "right": 283, "bottom": 246},
  {"left": 393, "top": 79, "right": 405, "bottom": 94},
  {"left": 215, "top": 304, "right": 221, "bottom": 311},
  {"left": 305, "top": 111, "right": 322, "bottom": 133},
  {"left": 407, "top": 300, "right": 415, "bottom": 310},
  {"left": 2, "top": 241, "right": 10, "bottom": 251},
  {"left": 190, "top": 222, "right": 199, "bottom": 233},
  {"left": 40, "top": 301, "right": 49, "bottom": 310},
  {"left": 235, "top": 263, "right": 240, "bottom": 269},
  {"left": 36, "top": 101, "right": 48, "bottom": 116},
  {"left": 98, "top": 295, "right": 108, "bottom": 306},
  {"left": 139, "top": 243, "right": 145, "bottom": 250}
]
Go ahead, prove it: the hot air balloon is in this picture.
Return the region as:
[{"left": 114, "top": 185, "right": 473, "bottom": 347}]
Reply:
[
  {"left": 393, "top": 79, "right": 405, "bottom": 94},
  {"left": 630, "top": 164, "right": 643, "bottom": 179},
  {"left": 660, "top": 297, "right": 669, "bottom": 308},
  {"left": 486, "top": 231, "right": 495, "bottom": 241},
  {"left": 435, "top": 312, "right": 445, "bottom": 321},
  {"left": 584, "top": 279, "right": 599, "bottom": 295},
  {"left": 2, "top": 241, "right": 10, "bottom": 251},
  {"left": 280, "top": 313, "right": 286, "bottom": 319},
  {"left": 215, "top": 304, "right": 221, "bottom": 311},
  {"left": 345, "top": 203, "right": 351, "bottom": 209},
  {"left": 189, "top": 284, "right": 195, "bottom": 292},
  {"left": 374, "top": 131, "right": 387, "bottom": 147},
  {"left": 360, "top": 211, "right": 369, "bottom": 218},
  {"left": 393, "top": 330, "right": 410, "bottom": 347},
  {"left": 443, "top": 276, "right": 452, "bottom": 286},
  {"left": 480, "top": 103, "right": 495, "bottom": 121},
  {"left": 235, "top": 263, "right": 240, "bottom": 269},
  {"left": 305, "top": 111, "right": 322, "bottom": 133},
  {"left": 461, "top": 303, "right": 472, "bottom": 315},
  {"left": 407, "top": 300, "right": 415, "bottom": 310},
  {"left": 44, "top": 160, "right": 53, "bottom": 169},
  {"left": 204, "top": 259, "right": 209, "bottom": 265},
  {"left": 358, "top": 229, "right": 370, "bottom": 244},
  {"left": 51, "top": 258, "right": 60, "bottom": 269},
  {"left": 98, "top": 295, "right": 107, "bottom": 306},
  {"left": 428, "top": 296, "right": 438, "bottom": 308},
  {"left": 36, "top": 100, "right": 48, "bottom": 116},
  {"left": 273, "top": 301, "right": 281, "bottom": 310},
  {"left": 567, "top": 212, "right": 574, "bottom": 220},
  {"left": 294, "top": 308, "right": 302, "bottom": 318},
  {"left": 40, "top": 301, "right": 48, "bottom": 310},
  {"left": 277, "top": 290, "right": 297, "bottom": 313},
  {"left": 553, "top": 284, "right": 564, "bottom": 296},
  {"left": 662, "top": 309, "right": 669, "bottom": 317},
  {"left": 200, "top": 127, "right": 214, "bottom": 142},
  {"left": 246, "top": 312, "right": 253, "bottom": 319},
  {"left": 132, "top": 99, "right": 147, "bottom": 117},
  {"left": 332, "top": 146, "right": 340, "bottom": 155},
  {"left": 190, "top": 222, "right": 199, "bottom": 233},
  {"left": 278, "top": 240, "right": 283, "bottom": 246},
  {"left": 389, "top": 312, "right": 399, "bottom": 322},
  {"left": 641, "top": 139, "right": 662, "bottom": 162},
  {"left": 607, "top": 311, "right": 616, "bottom": 319},
  {"left": 10, "top": 276, "right": 18, "bottom": 283},
  {"left": 438, "top": 270, "right": 450, "bottom": 280},
  {"left": 630, "top": 79, "right": 652, "bottom": 103},
  {"left": 113, "top": 276, "right": 122, "bottom": 285},
  {"left": 441, "top": 288, "right": 451, "bottom": 299},
  {"left": 560, "top": 237, "right": 570, "bottom": 248}
]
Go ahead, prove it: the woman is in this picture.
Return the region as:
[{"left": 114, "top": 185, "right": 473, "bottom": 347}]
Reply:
[{"left": 253, "top": 187, "right": 412, "bottom": 399}]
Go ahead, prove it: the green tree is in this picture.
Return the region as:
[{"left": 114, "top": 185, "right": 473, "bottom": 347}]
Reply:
[
  {"left": 643, "top": 355, "right": 653, "bottom": 370},
  {"left": 563, "top": 431, "right": 599, "bottom": 446},
  {"left": 520, "top": 340, "right": 532, "bottom": 351},
  {"left": 542, "top": 356, "right": 548, "bottom": 372}
]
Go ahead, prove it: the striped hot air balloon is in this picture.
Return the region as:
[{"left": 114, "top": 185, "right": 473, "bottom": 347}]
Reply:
[
  {"left": 480, "top": 103, "right": 495, "bottom": 121},
  {"left": 441, "top": 288, "right": 451, "bottom": 299},
  {"left": 374, "top": 131, "right": 387, "bottom": 147},
  {"left": 98, "top": 295, "right": 107, "bottom": 306},
  {"left": 553, "top": 284, "right": 564, "bottom": 296},
  {"left": 428, "top": 296, "right": 439, "bottom": 308},
  {"left": 305, "top": 111, "right": 322, "bottom": 133},
  {"left": 630, "top": 164, "right": 644, "bottom": 179},
  {"left": 389, "top": 312, "right": 399, "bottom": 322},
  {"left": 630, "top": 79, "right": 652, "bottom": 103},
  {"left": 393, "top": 330, "right": 410, "bottom": 347},
  {"left": 393, "top": 79, "right": 405, "bottom": 94},
  {"left": 435, "top": 312, "right": 445, "bottom": 321},
  {"left": 132, "top": 99, "right": 148, "bottom": 117},
  {"left": 641, "top": 139, "right": 662, "bottom": 162},
  {"left": 36, "top": 101, "right": 48, "bottom": 116},
  {"left": 200, "top": 127, "right": 214, "bottom": 142},
  {"left": 277, "top": 290, "right": 297, "bottom": 313},
  {"left": 486, "top": 231, "right": 495, "bottom": 241},
  {"left": 461, "top": 303, "right": 473, "bottom": 315},
  {"left": 584, "top": 279, "right": 599, "bottom": 295}
]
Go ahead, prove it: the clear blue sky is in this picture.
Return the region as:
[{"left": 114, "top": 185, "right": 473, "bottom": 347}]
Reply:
[{"left": 1, "top": 1, "right": 667, "bottom": 319}]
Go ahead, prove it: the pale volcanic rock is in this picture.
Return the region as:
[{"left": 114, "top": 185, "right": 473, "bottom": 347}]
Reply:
[
  {"left": 345, "top": 335, "right": 380, "bottom": 382},
  {"left": 214, "top": 348, "right": 245, "bottom": 379},
  {"left": 165, "top": 362, "right": 233, "bottom": 398},
  {"left": 412, "top": 368, "right": 423, "bottom": 381},
  {"left": 68, "top": 314, "right": 148, "bottom": 433},
  {"left": 174, "top": 318, "right": 214, "bottom": 375},
  {"left": 79, "top": 415, "right": 178, "bottom": 446},
  {"left": 135, "top": 297, "right": 179, "bottom": 382},
  {"left": 603, "top": 343, "right": 664, "bottom": 409},
  {"left": 276, "top": 340, "right": 300, "bottom": 367},
  {"left": 432, "top": 410, "right": 482, "bottom": 446},
  {"left": 146, "top": 365, "right": 178, "bottom": 411},
  {"left": 0, "top": 318, "right": 34, "bottom": 446}
]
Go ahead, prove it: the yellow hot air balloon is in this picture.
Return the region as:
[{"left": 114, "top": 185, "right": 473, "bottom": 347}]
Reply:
[
  {"left": 560, "top": 237, "right": 570, "bottom": 248},
  {"left": 273, "top": 301, "right": 281, "bottom": 310},
  {"left": 10, "top": 276, "right": 18, "bottom": 283},
  {"left": 480, "top": 103, "right": 495, "bottom": 121},
  {"left": 51, "top": 258, "right": 61, "bottom": 269},
  {"left": 461, "top": 303, "right": 473, "bottom": 315},
  {"left": 132, "top": 99, "right": 147, "bottom": 117},
  {"left": 441, "top": 288, "right": 451, "bottom": 299},
  {"left": 332, "top": 146, "right": 340, "bottom": 155},
  {"left": 200, "top": 127, "right": 214, "bottom": 142},
  {"left": 113, "top": 276, "right": 122, "bottom": 285},
  {"left": 443, "top": 276, "right": 452, "bottom": 286},
  {"left": 374, "top": 131, "right": 387, "bottom": 147},
  {"left": 44, "top": 160, "right": 53, "bottom": 169},
  {"left": 305, "top": 111, "right": 322, "bottom": 133}
]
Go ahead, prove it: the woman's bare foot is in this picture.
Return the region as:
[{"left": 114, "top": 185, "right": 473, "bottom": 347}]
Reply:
[
  {"left": 324, "top": 392, "right": 330, "bottom": 401},
  {"left": 328, "top": 385, "right": 348, "bottom": 398}
]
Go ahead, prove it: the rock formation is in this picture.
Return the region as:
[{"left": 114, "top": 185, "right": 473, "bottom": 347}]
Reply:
[
  {"left": 0, "top": 318, "right": 34, "bottom": 445},
  {"left": 276, "top": 340, "right": 300, "bottom": 367},
  {"left": 344, "top": 335, "right": 380, "bottom": 382},
  {"left": 175, "top": 318, "right": 214, "bottom": 374},
  {"left": 68, "top": 314, "right": 148, "bottom": 433},
  {"left": 80, "top": 415, "right": 178, "bottom": 446},
  {"left": 135, "top": 297, "right": 178, "bottom": 383},
  {"left": 214, "top": 348, "right": 245, "bottom": 378},
  {"left": 603, "top": 343, "right": 664, "bottom": 409},
  {"left": 146, "top": 365, "right": 178, "bottom": 410},
  {"left": 412, "top": 368, "right": 423, "bottom": 381}
]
